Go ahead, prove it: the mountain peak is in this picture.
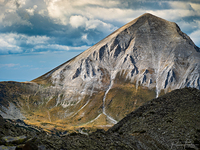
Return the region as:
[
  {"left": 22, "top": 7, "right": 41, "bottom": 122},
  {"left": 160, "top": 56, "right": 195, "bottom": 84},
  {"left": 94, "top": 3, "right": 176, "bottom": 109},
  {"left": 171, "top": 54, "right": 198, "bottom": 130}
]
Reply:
[
  {"left": 135, "top": 13, "right": 162, "bottom": 20},
  {"left": 29, "top": 13, "right": 200, "bottom": 129},
  {"left": 124, "top": 13, "right": 173, "bottom": 29},
  {"left": 139, "top": 13, "right": 164, "bottom": 19}
]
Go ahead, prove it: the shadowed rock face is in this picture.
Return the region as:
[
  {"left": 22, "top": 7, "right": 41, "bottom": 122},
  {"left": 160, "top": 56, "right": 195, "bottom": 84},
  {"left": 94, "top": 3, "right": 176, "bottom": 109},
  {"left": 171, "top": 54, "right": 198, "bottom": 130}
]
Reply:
[
  {"left": 0, "top": 13, "right": 200, "bottom": 128},
  {"left": 0, "top": 88, "right": 199, "bottom": 150},
  {"left": 108, "top": 87, "right": 200, "bottom": 149}
]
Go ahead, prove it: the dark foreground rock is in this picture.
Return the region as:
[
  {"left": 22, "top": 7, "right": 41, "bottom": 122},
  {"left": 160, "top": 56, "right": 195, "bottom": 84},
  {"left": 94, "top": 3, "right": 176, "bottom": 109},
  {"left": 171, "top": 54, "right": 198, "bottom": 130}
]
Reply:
[
  {"left": 0, "top": 87, "right": 200, "bottom": 150},
  {"left": 109, "top": 87, "right": 200, "bottom": 150}
]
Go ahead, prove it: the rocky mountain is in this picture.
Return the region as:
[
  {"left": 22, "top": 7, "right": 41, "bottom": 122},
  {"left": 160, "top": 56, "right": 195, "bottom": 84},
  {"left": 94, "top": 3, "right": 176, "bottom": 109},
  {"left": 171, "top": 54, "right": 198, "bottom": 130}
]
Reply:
[
  {"left": 0, "top": 87, "right": 199, "bottom": 150},
  {"left": 0, "top": 13, "right": 200, "bottom": 130},
  {"left": 108, "top": 87, "right": 200, "bottom": 149}
]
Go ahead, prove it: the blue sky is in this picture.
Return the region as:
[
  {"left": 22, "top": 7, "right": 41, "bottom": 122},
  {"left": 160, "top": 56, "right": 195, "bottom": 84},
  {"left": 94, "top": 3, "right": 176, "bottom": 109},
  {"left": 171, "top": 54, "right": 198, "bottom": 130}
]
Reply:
[{"left": 0, "top": 0, "right": 200, "bottom": 82}]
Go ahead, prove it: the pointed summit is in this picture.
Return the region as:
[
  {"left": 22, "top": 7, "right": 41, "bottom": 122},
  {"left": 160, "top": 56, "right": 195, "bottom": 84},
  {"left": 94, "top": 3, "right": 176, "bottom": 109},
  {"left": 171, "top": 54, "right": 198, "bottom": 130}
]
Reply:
[{"left": 6, "top": 13, "right": 200, "bottom": 129}]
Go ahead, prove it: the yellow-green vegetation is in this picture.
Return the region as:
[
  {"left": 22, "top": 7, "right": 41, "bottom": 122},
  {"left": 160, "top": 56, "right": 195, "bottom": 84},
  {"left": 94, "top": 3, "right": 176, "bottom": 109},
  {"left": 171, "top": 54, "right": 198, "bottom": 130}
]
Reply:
[
  {"left": 0, "top": 76, "right": 157, "bottom": 132},
  {"left": 23, "top": 90, "right": 107, "bottom": 131},
  {"left": 66, "top": 91, "right": 105, "bottom": 125},
  {"left": 105, "top": 83, "right": 156, "bottom": 121},
  {"left": 104, "top": 70, "right": 156, "bottom": 121}
]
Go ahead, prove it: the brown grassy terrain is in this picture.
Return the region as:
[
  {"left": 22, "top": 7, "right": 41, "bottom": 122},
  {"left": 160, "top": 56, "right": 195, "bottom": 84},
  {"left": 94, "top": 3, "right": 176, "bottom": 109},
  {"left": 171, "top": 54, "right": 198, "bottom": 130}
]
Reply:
[
  {"left": 0, "top": 78, "right": 157, "bottom": 132},
  {"left": 105, "top": 83, "right": 156, "bottom": 121}
]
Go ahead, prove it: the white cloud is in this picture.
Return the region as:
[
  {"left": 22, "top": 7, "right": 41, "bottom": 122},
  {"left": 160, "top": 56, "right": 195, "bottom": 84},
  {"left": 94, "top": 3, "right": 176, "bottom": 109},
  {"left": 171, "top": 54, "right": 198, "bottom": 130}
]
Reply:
[
  {"left": 0, "top": 0, "right": 200, "bottom": 54},
  {"left": 45, "top": 0, "right": 125, "bottom": 25},
  {"left": 35, "top": 44, "right": 90, "bottom": 51},
  {"left": 0, "top": 0, "right": 31, "bottom": 26},
  {"left": 45, "top": 0, "right": 198, "bottom": 26},
  {"left": 69, "top": 15, "right": 117, "bottom": 37},
  {"left": 0, "top": 33, "right": 49, "bottom": 45},
  {"left": 26, "top": 5, "right": 37, "bottom": 16},
  {"left": 168, "top": 1, "right": 192, "bottom": 9},
  {"left": 0, "top": 33, "right": 50, "bottom": 54},
  {"left": 70, "top": 15, "right": 87, "bottom": 28},
  {"left": 45, "top": 0, "right": 199, "bottom": 27},
  {"left": 86, "top": 19, "right": 117, "bottom": 33},
  {"left": 85, "top": 7, "right": 139, "bottom": 22},
  {"left": 35, "top": 44, "right": 69, "bottom": 51},
  {"left": 176, "top": 20, "right": 199, "bottom": 34},
  {"left": 0, "top": 37, "right": 22, "bottom": 54},
  {"left": 45, "top": 0, "right": 71, "bottom": 25},
  {"left": 190, "top": 3, "right": 200, "bottom": 12},
  {"left": 190, "top": 30, "right": 200, "bottom": 46},
  {"left": 34, "top": 0, "right": 200, "bottom": 44},
  {"left": 0, "top": 32, "right": 89, "bottom": 54}
]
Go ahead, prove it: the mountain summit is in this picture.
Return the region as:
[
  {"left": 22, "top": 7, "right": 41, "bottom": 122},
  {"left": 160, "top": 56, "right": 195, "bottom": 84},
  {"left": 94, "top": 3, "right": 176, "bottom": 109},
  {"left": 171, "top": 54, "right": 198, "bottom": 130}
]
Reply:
[
  {"left": 33, "top": 13, "right": 200, "bottom": 94},
  {"left": 1, "top": 13, "right": 200, "bottom": 129}
]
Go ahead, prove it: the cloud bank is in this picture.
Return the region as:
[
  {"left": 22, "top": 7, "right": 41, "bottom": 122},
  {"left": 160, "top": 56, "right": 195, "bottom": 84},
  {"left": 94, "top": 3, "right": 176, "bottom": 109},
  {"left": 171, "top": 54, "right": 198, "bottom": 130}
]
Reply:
[{"left": 0, "top": 0, "right": 199, "bottom": 55}]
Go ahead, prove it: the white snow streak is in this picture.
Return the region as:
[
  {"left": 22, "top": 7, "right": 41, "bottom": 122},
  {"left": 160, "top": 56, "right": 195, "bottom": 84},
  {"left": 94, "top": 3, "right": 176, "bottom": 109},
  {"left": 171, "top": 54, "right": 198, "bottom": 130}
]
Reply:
[
  {"left": 102, "top": 71, "right": 118, "bottom": 124},
  {"left": 47, "top": 111, "right": 51, "bottom": 122}
]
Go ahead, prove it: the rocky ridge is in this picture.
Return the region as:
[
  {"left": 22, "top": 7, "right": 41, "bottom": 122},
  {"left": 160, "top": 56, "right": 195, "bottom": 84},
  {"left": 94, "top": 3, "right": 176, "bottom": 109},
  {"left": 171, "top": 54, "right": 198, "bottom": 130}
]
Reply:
[
  {"left": 32, "top": 13, "right": 200, "bottom": 125},
  {"left": 1, "top": 13, "right": 200, "bottom": 129},
  {"left": 0, "top": 87, "right": 199, "bottom": 150}
]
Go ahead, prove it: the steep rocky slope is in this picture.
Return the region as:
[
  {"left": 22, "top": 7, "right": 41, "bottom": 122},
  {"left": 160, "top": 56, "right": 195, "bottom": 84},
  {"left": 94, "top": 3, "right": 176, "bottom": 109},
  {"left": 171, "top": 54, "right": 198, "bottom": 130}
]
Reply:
[
  {"left": 0, "top": 87, "right": 199, "bottom": 150},
  {"left": 108, "top": 87, "right": 200, "bottom": 149},
  {"left": 1, "top": 13, "right": 200, "bottom": 129}
]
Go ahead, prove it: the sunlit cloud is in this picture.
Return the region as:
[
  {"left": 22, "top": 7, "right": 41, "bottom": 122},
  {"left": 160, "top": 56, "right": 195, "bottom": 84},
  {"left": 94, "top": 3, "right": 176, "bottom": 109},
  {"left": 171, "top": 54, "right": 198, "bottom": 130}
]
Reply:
[
  {"left": 0, "top": 33, "right": 50, "bottom": 54},
  {"left": 0, "top": 0, "right": 30, "bottom": 26},
  {"left": 0, "top": 0, "right": 199, "bottom": 56},
  {"left": 26, "top": 5, "right": 37, "bottom": 16},
  {"left": 69, "top": 15, "right": 87, "bottom": 28}
]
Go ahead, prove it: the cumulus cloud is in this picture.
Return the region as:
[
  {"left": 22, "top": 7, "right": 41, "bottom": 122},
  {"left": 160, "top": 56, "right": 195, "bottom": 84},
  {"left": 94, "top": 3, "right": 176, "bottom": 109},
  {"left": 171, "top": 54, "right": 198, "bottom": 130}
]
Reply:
[
  {"left": 0, "top": 0, "right": 200, "bottom": 56},
  {"left": 0, "top": 35, "right": 22, "bottom": 54},
  {"left": 26, "top": 5, "right": 37, "bottom": 16},
  {"left": 70, "top": 15, "right": 117, "bottom": 33},
  {"left": 69, "top": 15, "right": 87, "bottom": 28},
  {"left": 0, "top": 32, "right": 90, "bottom": 54},
  {"left": 0, "top": 33, "right": 50, "bottom": 54},
  {"left": 0, "top": 0, "right": 30, "bottom": 26}
]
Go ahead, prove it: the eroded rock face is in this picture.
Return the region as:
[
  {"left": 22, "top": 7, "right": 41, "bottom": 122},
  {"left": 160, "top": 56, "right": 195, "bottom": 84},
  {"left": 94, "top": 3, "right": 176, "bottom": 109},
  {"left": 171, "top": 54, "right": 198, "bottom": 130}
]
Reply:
[
  {"left": 34, "top": 13, "right": 200, "bottom": 100},
  {"left": 1, "top": 13, "right": 200, "bottom": 128},
  {"left": 31, "top": 13, "right": 200, "bottom": 125}
]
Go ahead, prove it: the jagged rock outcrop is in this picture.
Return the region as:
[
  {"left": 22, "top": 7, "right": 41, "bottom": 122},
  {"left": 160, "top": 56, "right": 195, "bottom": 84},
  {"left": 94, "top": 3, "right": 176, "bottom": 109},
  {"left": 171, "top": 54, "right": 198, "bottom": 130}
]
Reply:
[{"left": 1, "top": 13, "right": 200, "bottom": 128}]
